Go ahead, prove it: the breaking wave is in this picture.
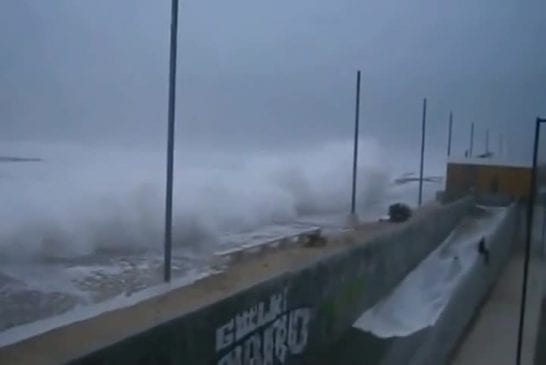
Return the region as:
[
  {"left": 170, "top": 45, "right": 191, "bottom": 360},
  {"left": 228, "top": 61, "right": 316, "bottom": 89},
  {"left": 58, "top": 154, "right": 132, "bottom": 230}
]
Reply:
[{"left": 0, "top": 139, "right": 435, "bottom": 260}]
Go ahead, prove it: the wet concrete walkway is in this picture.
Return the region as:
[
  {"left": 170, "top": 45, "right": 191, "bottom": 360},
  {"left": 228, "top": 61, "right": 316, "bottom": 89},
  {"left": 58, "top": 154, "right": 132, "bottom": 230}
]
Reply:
[{"left": 451, "top": 253, "right": 542, "bottom": 365}]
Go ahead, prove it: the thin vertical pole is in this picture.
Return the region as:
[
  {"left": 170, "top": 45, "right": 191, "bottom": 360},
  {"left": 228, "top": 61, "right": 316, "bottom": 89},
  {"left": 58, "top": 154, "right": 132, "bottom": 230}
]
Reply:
[
  {"left": 418, "top": 98, "right": 427, "bottom": 206},
  {"left": 164, "top": 0, "right": 180, "bottom": 283},
  {"left": 486, "top": 128, "right": 490, "bottom": 155},
  {"left": 469, "top": 122, "right": 475, "bottom": 158},
  {"left": 447, "top": 111, "right": 453, "bottom": 157},
  {"left": 499, "top": 133, "right": 504, "bottom": 156},
  {"left": 516, "top": 117, "right": 542, "bottom": 365},
  {"left": 350, "top": 70, "right": 361, "bottom": 215}
]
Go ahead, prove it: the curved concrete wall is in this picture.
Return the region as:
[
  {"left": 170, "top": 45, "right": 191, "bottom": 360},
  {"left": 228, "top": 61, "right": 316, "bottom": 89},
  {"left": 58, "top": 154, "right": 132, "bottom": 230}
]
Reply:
[
  {"left": 411, "top": 204, "right": 517, "bottom": 364},
  {"left": 326, "top": 203, "right": 518, "bottom": 365},
  {"left": 0, "top": 199, "right": 473, "bottom": 365}
]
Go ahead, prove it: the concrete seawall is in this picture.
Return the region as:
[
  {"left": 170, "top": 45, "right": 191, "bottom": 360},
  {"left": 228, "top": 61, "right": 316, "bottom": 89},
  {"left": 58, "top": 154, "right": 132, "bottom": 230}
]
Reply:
[
  {"left": 413, "top": 204, "right": 517, "bottom": 364},
  {"left": 0, "top": 198, "right": 473, "bottom": 365},
  {"left": 326, "top": 204, "right": 518, "bottom": 365}
]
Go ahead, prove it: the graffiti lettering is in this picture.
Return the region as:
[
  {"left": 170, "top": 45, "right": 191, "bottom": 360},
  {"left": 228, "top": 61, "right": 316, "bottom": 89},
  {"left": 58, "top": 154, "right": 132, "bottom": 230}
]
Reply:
[{"left": 216, "top": 289, "right": 311, "bottom": 365}]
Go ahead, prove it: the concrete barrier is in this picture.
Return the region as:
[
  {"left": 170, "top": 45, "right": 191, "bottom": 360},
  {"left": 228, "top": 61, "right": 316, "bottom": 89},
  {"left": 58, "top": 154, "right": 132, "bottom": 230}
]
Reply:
[
  {"left": 0, "top": 198, "right": 473, "bottom": 365},
  {"left": 212, "top": 227, "right": 322, "bottom": 268},
  {"left": 326, "top": 203, "right": 518, "bottom": 365}
]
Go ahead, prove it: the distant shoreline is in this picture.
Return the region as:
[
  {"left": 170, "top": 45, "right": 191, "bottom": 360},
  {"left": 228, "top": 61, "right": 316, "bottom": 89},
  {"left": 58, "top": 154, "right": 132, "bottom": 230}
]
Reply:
[{"left": 0, "top": 156, "right": 43, "bottom": 163}]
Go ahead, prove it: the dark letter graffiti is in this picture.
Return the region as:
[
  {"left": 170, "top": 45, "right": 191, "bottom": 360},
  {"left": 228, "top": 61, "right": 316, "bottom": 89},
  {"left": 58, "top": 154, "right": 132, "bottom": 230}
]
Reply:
[{"left": 215, "top": 289, "right": 311, "bottom": 364}]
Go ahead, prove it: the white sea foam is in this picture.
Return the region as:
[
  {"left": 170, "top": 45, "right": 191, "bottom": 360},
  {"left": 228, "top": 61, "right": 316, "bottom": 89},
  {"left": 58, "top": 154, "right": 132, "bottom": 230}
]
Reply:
[{"left": 0, "top": 139, "right": 439, "bottom": 260}]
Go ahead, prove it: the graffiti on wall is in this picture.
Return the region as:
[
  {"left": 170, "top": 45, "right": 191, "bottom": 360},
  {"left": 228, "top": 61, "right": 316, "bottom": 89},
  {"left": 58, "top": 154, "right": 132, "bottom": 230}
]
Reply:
[{"left": 215, "top": 288, "right": 311, "bottom": 365}]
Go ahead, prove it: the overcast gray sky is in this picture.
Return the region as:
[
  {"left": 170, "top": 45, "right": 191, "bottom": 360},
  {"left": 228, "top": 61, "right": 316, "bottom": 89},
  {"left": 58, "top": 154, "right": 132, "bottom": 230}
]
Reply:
[{"left": 1, "top": 0, "right": 545, "bottom": 160}]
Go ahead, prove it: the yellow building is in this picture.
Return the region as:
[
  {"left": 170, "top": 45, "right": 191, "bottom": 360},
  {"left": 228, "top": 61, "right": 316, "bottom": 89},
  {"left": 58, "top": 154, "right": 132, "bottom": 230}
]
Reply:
[{"left": 445, "top": 159, "right": 532, "bottom": 200}]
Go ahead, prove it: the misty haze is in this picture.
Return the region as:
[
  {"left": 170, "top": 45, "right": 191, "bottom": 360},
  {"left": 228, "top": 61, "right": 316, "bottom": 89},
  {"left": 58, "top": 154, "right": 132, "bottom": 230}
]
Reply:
[{"left": 0, "top": 1, "right": 545, "bottom": 364}]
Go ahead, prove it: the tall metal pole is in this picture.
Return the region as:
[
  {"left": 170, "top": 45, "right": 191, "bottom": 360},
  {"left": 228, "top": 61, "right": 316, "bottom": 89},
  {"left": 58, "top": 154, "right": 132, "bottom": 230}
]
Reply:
[
  {"left": 164, "top": 0, "right": 180, "bottom": 283},
  {"left": 485, "top": 128, "right": 490, "bottom": 155},
  {"left": 469, "top": 122, "right": 475, "bottom": 158},
  {"left": 418, "top": 98, "right": 427, "bottom": 206},
  {"left": 350, "top": 70, "right": 361, "bottom": 215},
  {"left": 516, "top": 117, "right": 543, "bottom": 364},
  {"left": 447, "top": 111, "right": 453, "bottom": 158}
]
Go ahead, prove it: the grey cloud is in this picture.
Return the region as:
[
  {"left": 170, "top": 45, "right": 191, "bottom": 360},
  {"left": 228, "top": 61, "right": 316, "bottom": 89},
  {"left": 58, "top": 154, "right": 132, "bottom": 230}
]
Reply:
[{"left": 1, "top": 0, "right": 544, "bottom": 160}]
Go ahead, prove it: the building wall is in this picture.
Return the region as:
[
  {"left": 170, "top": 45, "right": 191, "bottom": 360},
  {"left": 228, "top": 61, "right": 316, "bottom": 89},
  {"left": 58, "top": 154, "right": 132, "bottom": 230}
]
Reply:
[{"left": 446, "top": 162, "right": 531, "bottom": 200}]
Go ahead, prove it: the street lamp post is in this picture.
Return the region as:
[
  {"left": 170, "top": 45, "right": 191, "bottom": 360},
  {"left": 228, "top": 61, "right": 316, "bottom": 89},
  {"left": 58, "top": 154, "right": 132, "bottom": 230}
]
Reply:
[
  {"left": 164, "top": 0, "right": 180, "bottom": 282},
  {"left": 350, "top": 70, "right": 362, "bottom": 217},
  {"left": 418, "top": 98, "right": 427, "bottom": 206}
]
